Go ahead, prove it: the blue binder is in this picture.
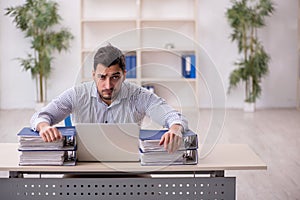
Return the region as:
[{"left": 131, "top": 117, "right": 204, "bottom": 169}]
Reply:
[
  {"left": 182, "top": 54, "right": 196, "bottom": 78},
  {"left": 139, "top": 129, "right": 198, "bottom": 152},
  {"left": 125, "top": 55, "right": 131, "bottom": 78},
  {"left": 125, "top": 55, "right": 137, "bottom": 78},
  {"left": 17, "top": 127, "right": 77, "bottom": 166},
  {"left": 139, "top": 129, "right": 198, "bottom": 166},
  {"left": 18, "top": 126, "right": 76, "bottom": 137},
  {"left": 131, "top": 55, "right": 136, "bottom": 78}
]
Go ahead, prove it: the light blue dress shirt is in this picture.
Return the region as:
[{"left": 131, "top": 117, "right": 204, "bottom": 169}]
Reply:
[{"left": 31, "top": 81, "right": 188, "bottom": 131}]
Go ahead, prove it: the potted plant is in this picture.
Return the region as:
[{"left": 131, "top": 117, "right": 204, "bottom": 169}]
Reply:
[
  {"left": 226, "top": 0, "right": 274, "bottom": 111},
  {"left": 5, "top": 0, "right": 73, "bottom": 106}
]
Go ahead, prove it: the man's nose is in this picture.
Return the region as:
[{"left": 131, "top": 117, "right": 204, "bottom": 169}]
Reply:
[{"left": 103, "top": 77, "right": 112, "bottom": 89}]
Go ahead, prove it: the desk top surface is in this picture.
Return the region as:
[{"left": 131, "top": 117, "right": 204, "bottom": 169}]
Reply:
[{"left": 0, "top": 143, "right": 266, "bottom": 173}]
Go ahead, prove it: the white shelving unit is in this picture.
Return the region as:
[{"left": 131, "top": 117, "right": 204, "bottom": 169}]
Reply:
[{"left": 80, "top": 0, "right": 199, "bottom": 109}]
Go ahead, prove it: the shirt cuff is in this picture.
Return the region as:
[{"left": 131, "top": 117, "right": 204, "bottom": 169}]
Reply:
[
  {"left": 169, "top": 120, "right": 186, "bottom": 132},
  {"left": 32, "top": 118, "right": 51, "bottom": 132}
]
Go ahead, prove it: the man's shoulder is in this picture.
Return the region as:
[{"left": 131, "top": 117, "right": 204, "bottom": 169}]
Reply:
[
  {"left": 122, "top": 81, "right": 152, "bottom": 97},
  {"left": 123, "top": 81, "right": 143, "bottom": 94},
  {"left": 73, "top": 81, "right": 95, "bottom": 96},
  {"left": 74, "top": 81, "right": 94, "bottom": 89}
]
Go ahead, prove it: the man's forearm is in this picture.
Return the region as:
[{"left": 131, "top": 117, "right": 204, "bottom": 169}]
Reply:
[{"left": 30, "top": 88, "right": 74, "bottom": 131}]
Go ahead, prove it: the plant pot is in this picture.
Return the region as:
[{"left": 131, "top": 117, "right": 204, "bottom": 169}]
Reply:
[{"left": 244, "top": 102, "right": 255, "bottom": 112}]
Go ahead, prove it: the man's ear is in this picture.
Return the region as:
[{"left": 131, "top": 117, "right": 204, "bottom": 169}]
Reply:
[
  {"left": 122, "top": 70, "right": 126, "bottom": 81},
  {"left": 92, "top": 69, "right": 96, "bottom": 80}
]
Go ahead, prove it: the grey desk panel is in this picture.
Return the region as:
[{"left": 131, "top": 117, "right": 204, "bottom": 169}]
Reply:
[{"left": 0, "top": 177, "right": 235, "bottom": 200}]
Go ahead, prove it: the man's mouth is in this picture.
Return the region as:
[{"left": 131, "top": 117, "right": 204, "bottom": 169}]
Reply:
[{"left": 102, "top": 89, "right": 114, "bottom": 95}]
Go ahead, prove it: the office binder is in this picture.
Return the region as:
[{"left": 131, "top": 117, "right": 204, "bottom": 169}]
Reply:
[
  {"left": 182, "top": 54, "right": 196, "bottom": 78},
  {"left": 17, "top": 127, "right": 77, "bottom": 166},
  {"left": 140, "top": 149, "right": 198, "bottom": 166},
  {"left": 139, "top": 129, "right": 198, "bottom": 165},
  {"left": 131, "top": 55, "right": 136, "bottom": 78},
  {"left": 139, "top": 129, "right": 198, "bottom": 152},
  {"left": 18, "top": 127, "right": 76, "bottom": 150},
  {"left": 125, "top": 55, "right": 131, "bottom": 78},
  {"left": 125, "top": 55, "right": 136, "bottom": 78},
  {"left": 19, "top": 150, "right": 76, "bottom": 166}
]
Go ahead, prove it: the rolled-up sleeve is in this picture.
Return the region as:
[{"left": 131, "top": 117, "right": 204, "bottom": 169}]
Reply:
[{"left": 30, "top": 88, "right": 75, "bottom": 130}]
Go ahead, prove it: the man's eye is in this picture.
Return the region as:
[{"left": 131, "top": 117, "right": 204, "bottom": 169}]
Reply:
[
  {"left": 112, "top": 76, "right": 120, "bottom": 80},
  {"left": 98, "top": 75, "right": 106, "bottom": 80}
]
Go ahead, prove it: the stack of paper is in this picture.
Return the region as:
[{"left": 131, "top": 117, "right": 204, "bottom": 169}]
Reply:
[
  {"left": 17, "top": 127, "right": 77, "bottom": 166},
  {"left": 19, "top": 136, "right": 64, "bottom": 150},
  {"left": 19, "top": 151, "right": 65, "bottom": 166},
  {"left": 139, "top": 129, "right": 198, "bottom": 166}
]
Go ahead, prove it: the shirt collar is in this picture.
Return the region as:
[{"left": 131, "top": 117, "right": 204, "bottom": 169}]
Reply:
[{"left": 111, "top": 81, "right": 129, "bottom": 106}]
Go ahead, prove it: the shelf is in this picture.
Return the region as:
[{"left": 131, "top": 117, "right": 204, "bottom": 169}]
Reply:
[
  {"left": 81, "top": 18, "right": 137, "bottom": 23},
  {"left": 140, "top": 18, "right": 195, "bottom": 22},
  {"left": 82, "top": 49, "right": 138, "bottom": 53},
  {"left": 82, "top": 21, "right": 138, "bottom": 50},
  {"left": 82, "top": 47, "right": 196, "bottom": 54},
  {"left": 82, "top": 18, "right": 195, "bottom": 23},
  {"left": 80, "top": 0, "right": 200, "bottom": 108},
  {"left": 140, "top": 0, "right": 195, "bottom": 20},
  {"left": 76, "top": 78, "right": 196, "bottom": 83},
  {"left": 140, "top": 48, "right": 195, "bottom": 54},
  {"left": 141, "top": 78, "right": 196, "bottom": 83},
  {"left": 81, "top": 0, "right": 137, "bottom": 20}
]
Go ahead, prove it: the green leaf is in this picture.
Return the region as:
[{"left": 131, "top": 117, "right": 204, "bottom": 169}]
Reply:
[
  {"left": 5, "top": 0, "right": 74, "bottom": 60},
  {"left": 5, "top": 0, "right": 74, "bottom": 102}
]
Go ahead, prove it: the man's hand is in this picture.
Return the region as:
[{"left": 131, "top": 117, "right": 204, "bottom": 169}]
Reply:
[
  {"left": 37, "top": 122, "right": 62, "bottom": 142},
  {"left": 159, "top": 124, "right": 183, "bottom": 153}
]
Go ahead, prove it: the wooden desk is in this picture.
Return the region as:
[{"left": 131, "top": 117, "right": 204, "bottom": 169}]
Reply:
[{"left": 0, "top": 143, "right": 266, "bottom": 200}]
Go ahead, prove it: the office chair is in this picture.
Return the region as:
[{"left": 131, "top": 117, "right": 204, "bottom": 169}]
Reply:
[{"left": 64, "top": 115, "right": 72, "bottom": 127}]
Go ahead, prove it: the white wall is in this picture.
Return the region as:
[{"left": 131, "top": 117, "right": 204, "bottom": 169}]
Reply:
[
  {"left": 198, "top": 0, "right": 298, "bottom": 108},
  {"left": 0, "top": 0, "right": 298, "bottom": 109},
  {"left": 0, "top": 0, "right": 81, "bottom": 109}
]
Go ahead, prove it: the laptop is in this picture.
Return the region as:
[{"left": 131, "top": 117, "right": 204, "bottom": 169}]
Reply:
[{"left": 75, "top": 123, "right": 140, "bottom": 162}]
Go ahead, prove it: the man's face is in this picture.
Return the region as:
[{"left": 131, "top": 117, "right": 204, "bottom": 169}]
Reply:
[{"left": 92, "top": 63, "right": 126, "bottom": 104}]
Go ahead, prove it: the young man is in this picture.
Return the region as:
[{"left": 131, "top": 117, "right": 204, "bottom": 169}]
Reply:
[{"left": 31, "top": 44, "right": 188, "bottom": 153}]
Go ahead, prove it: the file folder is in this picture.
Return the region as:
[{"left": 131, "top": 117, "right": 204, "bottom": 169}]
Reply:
[
  {"left": 17, "top": 127, "right": 76, "bottom": 151},
  {"left": 182, "top": 54, "right": 196, "bottom": 78},
  {"left": 140, "top": 149, "right": 198, "bottom": 166},
  {"left": 139, "top": 129, "right": 198, "bottom": 165},
  {"left": 139, "top": 129, "right": 198, "bottom": 152},
  {"left": 17, "top": 127, "right": 77, "bottom": 166},
  {"left": 125, "top": 55, "right": 137, "bottom": 78}
]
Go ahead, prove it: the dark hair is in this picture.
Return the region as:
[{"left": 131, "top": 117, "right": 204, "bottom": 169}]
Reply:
[{"left": 93, "top": 44, "right": 125, "bottom": 71}]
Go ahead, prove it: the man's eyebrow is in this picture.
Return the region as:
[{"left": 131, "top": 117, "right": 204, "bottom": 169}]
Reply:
[
  {"left": 97, "top": 73, "right": 106, "bottom": 77},
  {"left": 111, "top": 72, "right": 121, "bottom": 76},
  {"left": 97, "top": 71, "right": 121, "bottom": 77}
]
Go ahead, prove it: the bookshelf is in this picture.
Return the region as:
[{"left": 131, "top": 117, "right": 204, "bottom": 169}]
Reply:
[{"left": 80, "top": 0, "right": 199, "bottom": 109}]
